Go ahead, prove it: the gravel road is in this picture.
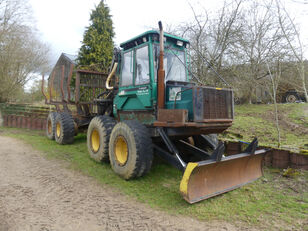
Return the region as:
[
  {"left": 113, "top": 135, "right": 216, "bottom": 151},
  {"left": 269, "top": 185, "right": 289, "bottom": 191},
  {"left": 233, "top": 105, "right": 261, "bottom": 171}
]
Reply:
[{"left": 0, "top": 135, "right": 241, "bottom": 231}]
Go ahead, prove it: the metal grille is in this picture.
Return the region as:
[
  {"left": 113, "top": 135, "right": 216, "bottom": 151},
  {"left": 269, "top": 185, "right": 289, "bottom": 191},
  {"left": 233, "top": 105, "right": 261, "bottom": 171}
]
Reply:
[
  {"left": 203, "top": 88, "right": 233, "bottom": 120},
  {"left": 78, "top": 72, "right": 108, "bottom": 103},
  {"left": 193, "top": 87, "right": 234, "bottom": 122}
]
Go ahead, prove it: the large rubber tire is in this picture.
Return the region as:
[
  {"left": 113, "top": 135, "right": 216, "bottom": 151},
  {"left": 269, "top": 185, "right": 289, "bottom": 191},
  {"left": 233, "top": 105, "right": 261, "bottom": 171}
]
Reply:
[
  {"left": 87, "top": 115, "right": 116, "bottom": 163},
  {"left": 109, "top": 120, "right": 153, "bottom": 180},
  {"left": 285, "top": 92, "right": 299, "bottom": 103},
  {"left": 46, "top": 112, "right": 57, "bottom": 140},
  {"left": 54, "top": 112, "right": 75, "bottom": 144}
]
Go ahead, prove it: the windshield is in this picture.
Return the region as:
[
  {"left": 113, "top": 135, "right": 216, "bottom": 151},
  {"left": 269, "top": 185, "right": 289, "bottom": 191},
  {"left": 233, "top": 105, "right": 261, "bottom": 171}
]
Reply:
[{"left": 154, "top": 45, "right": 187, "bottom": 82}]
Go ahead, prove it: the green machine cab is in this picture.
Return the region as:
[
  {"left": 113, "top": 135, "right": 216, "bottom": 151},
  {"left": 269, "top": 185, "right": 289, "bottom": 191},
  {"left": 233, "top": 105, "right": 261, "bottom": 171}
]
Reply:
[{"left": 113, "top": 30, "right": 192, "bottom": 123}]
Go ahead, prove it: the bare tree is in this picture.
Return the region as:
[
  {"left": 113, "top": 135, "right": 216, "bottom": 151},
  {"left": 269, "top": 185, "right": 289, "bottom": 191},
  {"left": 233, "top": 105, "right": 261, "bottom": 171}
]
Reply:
[
  {"left": 176, "top": 0, "right": 243, "bottom": 86},
  {"left": 171, "top": 0, "right": 304, "bottom": 105},
  {"left": 0, "top": 0, "right": 51, "bottom": 102},
  {"left": 276, "top": 0, "right": 308, "bottom": 102},
  {"left": 266, "top": 62, "right": 281, "bottom": 147},
  {"left": 228, "top": 0, "right": 295, "bottom": 103}
]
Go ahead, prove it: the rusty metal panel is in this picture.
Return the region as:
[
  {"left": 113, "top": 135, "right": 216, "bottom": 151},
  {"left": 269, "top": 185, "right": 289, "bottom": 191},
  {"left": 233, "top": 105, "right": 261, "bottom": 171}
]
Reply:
[
  {"left": 27, "top": 117, "right": 31, "bottom": 129},
  {"left": 118, "top": 111, "right": 155, "bottom": 124},
  {"left": 12, "top": 115, "right": 17, "bottom": 127},
  {"left": 67, "top": 64, "right": 74, "bottom": 102},
  {"left": 3, "top": 115, "right": 8, "bottom": 126},
  {"left": 193, "top": 87, "right": 233, "bottom": 122},
  {"left": 22, "top": 117, "right": 27, "bottom": 128},
  {"left": 75, "top": 72, "right": 80, "bottom": 104},
  {"left": 60, "top": 65, "right": 65, "bottom": 102},
  {"left": 44, "top": 59, "right": 109, "bottom": 117},
  {"left": 7, "top": 115, "right": 12, "bottom": 127},
  {"left": 42, "top": 118, "right": 47, "bottom": 130},
  {"left": 17, "top": 117, "right": 22, "bottom": 128},
  {"left": 181, "top": 150, "right": 265, "bottom": 203},
  {"left": 157, "top": 109, "right": 188, "bottom": 123}
]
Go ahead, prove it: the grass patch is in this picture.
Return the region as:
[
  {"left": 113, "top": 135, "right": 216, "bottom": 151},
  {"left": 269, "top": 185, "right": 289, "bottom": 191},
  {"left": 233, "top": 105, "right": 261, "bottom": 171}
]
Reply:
[
  {"left": 1, "top": 127, "right": 307, "bottom": 230},
  {"left": 285, "top": 104, "right": 308, "bottom": 128},
  {"left": 223, "top": 103, "right": 308, "bottom": 149}
]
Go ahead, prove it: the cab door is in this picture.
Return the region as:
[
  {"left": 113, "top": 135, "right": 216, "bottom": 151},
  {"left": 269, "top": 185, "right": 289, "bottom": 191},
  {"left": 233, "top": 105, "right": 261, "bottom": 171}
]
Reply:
[{"left": 114, "top": 44, "right": 153, "bottom": 122}]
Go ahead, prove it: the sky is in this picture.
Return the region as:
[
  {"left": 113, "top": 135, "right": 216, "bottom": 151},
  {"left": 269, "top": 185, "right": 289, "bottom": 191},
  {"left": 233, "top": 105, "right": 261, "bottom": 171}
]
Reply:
[{"left": 29, "top": 0, "right": 308, "bottom": 65}]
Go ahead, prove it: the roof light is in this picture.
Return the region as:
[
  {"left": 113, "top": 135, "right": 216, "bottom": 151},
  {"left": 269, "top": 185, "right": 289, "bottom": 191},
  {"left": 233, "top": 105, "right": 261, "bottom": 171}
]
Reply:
[
  {"left": 176, "top": 40, "right": 183, "bottom": 47},
  {"left": 142, "top": 37, "right": 147, "bottom": 43}
]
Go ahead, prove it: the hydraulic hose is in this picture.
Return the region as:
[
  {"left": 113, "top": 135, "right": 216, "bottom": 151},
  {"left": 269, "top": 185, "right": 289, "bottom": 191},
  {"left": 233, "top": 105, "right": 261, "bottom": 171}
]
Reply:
[{"left": 105, "top": 62, "right": 118, "bottom": 90}]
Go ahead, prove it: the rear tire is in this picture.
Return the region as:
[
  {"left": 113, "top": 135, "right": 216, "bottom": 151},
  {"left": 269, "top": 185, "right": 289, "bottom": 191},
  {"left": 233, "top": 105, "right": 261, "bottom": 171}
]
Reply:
[
  {"left": 109, "top": 120, "right": 153, "bottom": 180},
  {"left": 87, "top": 115, "right": 116, "bottom": 163},
  {"left": 285, "top": 92, "right": 299, "bottom": 103},
  {"left": 46, "top": 112, "right": 57, "bottom": 140},
  {"left": 55, "top": 112, "right": 75, "bottom": 144}
]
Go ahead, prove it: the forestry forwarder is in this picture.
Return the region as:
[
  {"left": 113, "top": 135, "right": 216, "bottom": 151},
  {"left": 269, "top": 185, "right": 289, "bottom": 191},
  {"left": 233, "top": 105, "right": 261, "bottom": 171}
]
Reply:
[{"left": 81, "top": 22, "right": 267, "bottom": 203}]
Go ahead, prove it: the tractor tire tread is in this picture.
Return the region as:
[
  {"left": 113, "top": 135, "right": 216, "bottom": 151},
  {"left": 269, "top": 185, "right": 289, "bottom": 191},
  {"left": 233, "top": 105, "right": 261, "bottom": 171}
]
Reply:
[
  {"left": 109, "top": 120, "right": 153, "bottom": 180},
  {"left": 87, "top": 115, "right": 116, "bottom": 163},
  {"left": 55, "top": 112, "right": 75, "bottom": 145},
  {"left": 46, "top": 112, "right": 57, "bottom": 140}
]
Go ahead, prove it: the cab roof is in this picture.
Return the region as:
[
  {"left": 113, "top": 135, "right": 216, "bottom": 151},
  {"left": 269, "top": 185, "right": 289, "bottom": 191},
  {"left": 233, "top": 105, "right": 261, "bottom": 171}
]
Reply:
[{"left": 120, "top": 30, "right": 189, "bottom": 51}]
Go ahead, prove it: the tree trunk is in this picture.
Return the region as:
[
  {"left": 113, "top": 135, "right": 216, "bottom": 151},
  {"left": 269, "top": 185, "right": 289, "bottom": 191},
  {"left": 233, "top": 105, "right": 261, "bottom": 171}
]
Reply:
[{"left": 299, "top": 64, "right": 308, "bottom": 102}]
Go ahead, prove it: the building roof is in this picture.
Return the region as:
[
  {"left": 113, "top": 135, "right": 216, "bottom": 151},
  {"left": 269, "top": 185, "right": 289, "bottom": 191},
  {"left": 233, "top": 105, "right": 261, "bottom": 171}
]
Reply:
[{"left": 62, "top": 53, "right": 78, "bottom": 64}]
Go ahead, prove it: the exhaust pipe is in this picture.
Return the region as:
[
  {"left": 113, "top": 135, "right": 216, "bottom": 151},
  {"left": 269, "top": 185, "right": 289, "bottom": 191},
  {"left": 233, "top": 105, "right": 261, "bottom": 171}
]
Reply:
[{"left": 157, "top": 21, "right": 165, "bottom": 109}]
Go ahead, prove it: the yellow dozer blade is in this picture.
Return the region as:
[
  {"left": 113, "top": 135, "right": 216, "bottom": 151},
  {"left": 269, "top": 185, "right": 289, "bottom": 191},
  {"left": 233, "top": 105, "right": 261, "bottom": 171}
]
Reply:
[{"left": 180, "top": 150, "right": 266, "bottom": 204}]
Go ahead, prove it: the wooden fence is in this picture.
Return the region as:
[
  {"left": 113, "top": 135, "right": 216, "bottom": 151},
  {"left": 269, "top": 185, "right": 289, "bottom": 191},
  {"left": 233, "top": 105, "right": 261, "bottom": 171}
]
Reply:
[
  {"left": 225, "top": 141, "right": 308, "bottom": 170},
  {"left": 0, "top": 103, "right": 53, "bottom": 131}
]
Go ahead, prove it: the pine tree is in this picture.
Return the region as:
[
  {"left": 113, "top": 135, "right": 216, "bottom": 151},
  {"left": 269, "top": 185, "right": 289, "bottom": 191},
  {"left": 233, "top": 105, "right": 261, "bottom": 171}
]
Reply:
[{"left": 77, "top": 1, "right": 114, "bottom": 72}]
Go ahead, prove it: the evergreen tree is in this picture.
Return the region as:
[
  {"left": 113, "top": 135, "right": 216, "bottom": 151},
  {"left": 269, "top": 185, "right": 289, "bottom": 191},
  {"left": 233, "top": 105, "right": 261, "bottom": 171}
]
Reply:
[{"left": 78, "top": 1, "right": 114, "bottom": 72}]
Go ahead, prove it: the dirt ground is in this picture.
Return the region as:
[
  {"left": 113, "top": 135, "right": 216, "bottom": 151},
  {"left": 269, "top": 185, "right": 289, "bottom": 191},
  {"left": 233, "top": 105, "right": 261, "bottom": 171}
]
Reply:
[{"left": 0, "top": 136, "right": 246, "bottom": 231}]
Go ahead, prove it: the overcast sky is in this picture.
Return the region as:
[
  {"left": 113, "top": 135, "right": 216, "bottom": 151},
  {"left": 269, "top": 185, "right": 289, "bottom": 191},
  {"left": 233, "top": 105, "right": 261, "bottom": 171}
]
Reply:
[{"left": 29, "top": 0, "right": 308, "bottom": 65}]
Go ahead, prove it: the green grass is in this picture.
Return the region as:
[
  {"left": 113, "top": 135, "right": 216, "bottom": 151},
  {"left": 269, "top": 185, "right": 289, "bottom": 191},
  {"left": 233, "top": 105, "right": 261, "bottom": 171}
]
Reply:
[
  {"left": 0, "top": 127, "right": 307, "bottom": 230},
  {"left": 223, "top": 103, "right": 308, "bottom": 149},
  {"left": 285, "top": 104, "right": 308, "bottom": 128}
]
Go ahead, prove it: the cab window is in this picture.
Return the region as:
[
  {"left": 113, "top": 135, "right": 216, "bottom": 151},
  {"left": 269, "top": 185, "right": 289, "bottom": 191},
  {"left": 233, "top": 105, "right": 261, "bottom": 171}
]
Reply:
[
  {"left": 135, "top": 46, "right": 150, "bottom": 85},
  {"left": 121, "top": 51, "right": 133, "bottom": 86},
  {"left": 153, "top": 44, "right": 187, "bottom": 82}
]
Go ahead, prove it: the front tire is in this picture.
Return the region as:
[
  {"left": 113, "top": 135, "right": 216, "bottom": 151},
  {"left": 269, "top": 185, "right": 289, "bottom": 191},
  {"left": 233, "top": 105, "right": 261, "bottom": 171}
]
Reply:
[
  {"left": 55, "top": 112, "right": 75, "bottom": 144},
  {"left": 87, "top": 115, "right": 116, "bottom": 163},
  {"left": 109, "top": 120, "right": 153, "bottom": 180}
]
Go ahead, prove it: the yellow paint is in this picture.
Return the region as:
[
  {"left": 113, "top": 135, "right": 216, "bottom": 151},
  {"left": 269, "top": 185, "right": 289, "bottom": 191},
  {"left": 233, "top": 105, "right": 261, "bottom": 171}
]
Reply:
[
  {"left": 56, "top": 122, "right": 61, "bottom": 137},
  {"left": 115, "top": 136, "right": 128, "bottom": 165},
  {"left": 91, "top": 129, "right": 100, "bottom": 152},
  {"left": 179, "top": 162, "right": 198, "bottom": 196},
  {"left": 216, "top": 88, "right": 222, "bottom": 90}
]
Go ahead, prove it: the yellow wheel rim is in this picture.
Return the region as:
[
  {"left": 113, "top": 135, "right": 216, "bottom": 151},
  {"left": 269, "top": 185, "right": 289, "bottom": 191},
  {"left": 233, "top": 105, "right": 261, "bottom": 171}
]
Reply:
[
  {"left": 91, "top": 129, "right": 100, "bottom": 152},
  {"left": 115, "top": 136, "right": 128, "bottom": 165},
  {"left": 56, "top": 122, "right": 61, "bottom": 137},
  {"left": 48, "top": 120, "right": 52, "bottom": 134}
]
